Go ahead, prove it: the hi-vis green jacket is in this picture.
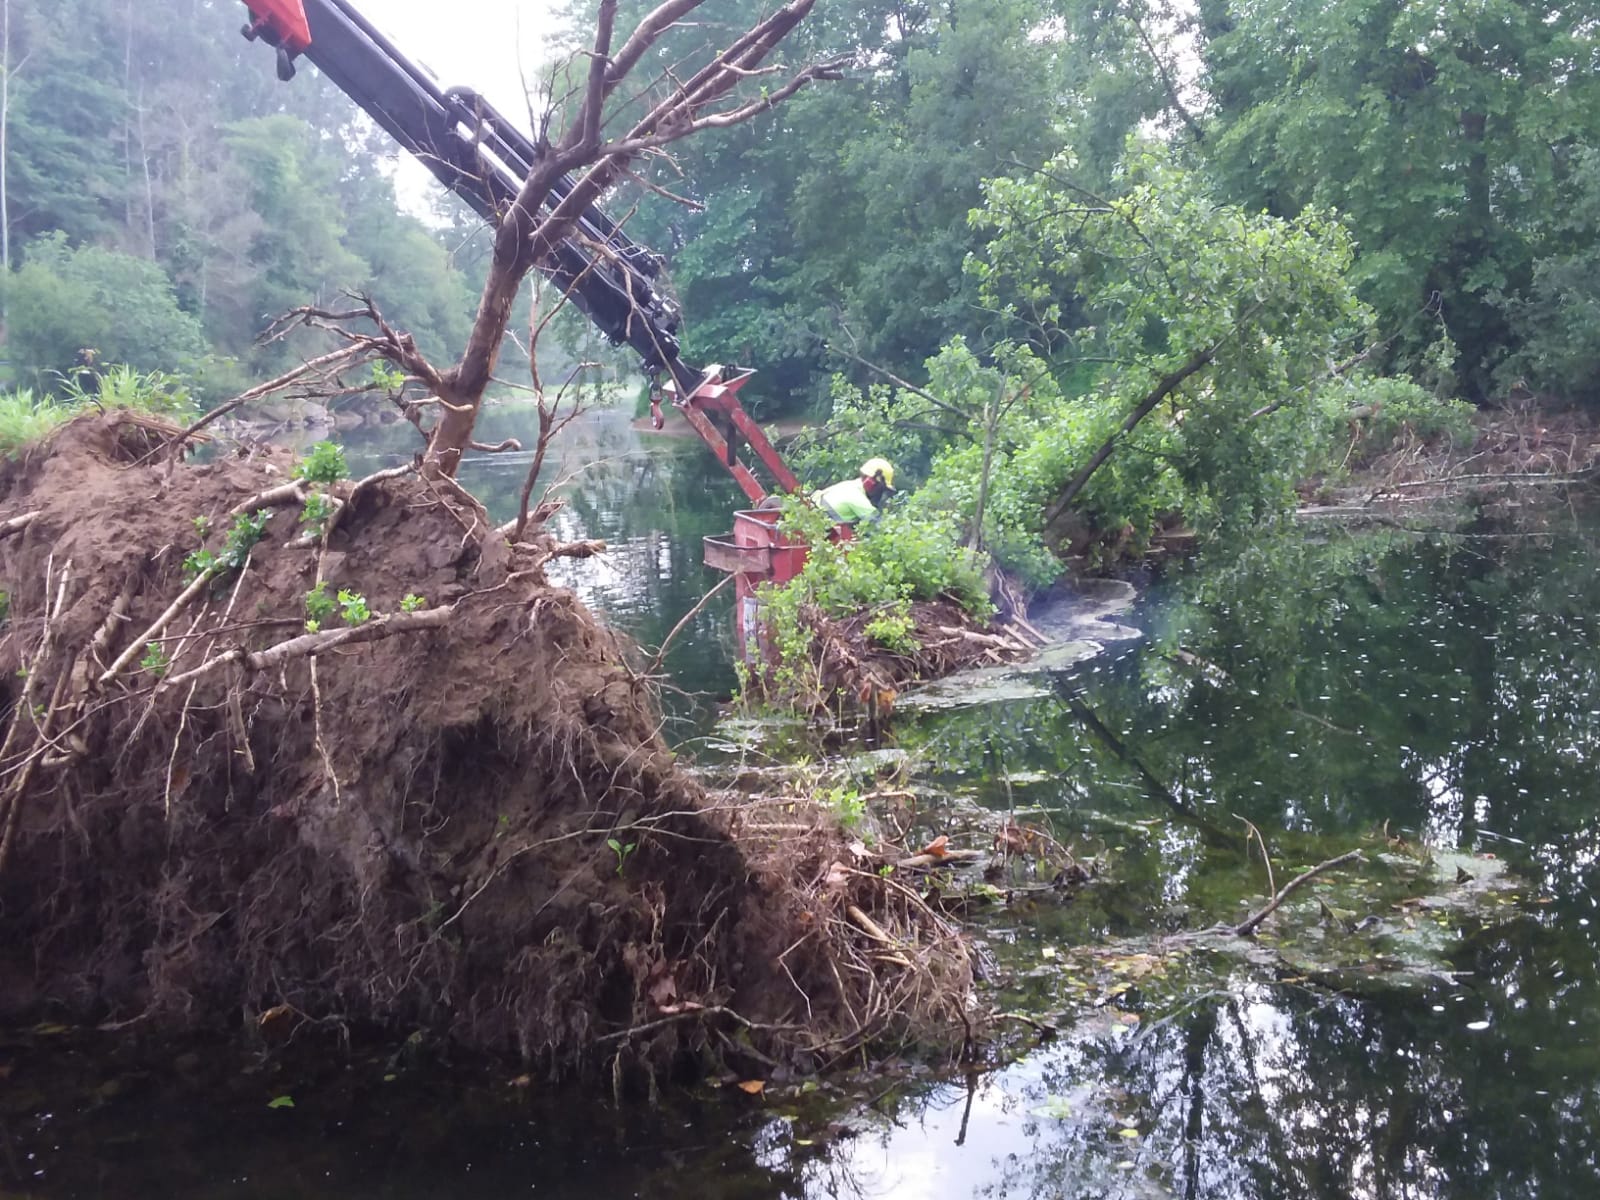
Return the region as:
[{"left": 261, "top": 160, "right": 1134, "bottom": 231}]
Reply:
[{"left": 810, "top": 478, "right": 878, "bottom": 524}]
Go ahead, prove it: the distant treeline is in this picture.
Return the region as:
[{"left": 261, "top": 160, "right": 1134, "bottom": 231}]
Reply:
[
  {"left": 0, "top": 0, "right": 564, "bottom": 404},
  {"left": 575, "top": 0, "right": 1600, "bottom": 410},
  {"left": 4, "top": 0, "right": 1597, "bottom": 412}
]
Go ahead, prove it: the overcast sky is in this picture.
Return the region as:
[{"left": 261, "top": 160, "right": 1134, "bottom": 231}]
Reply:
[
  {"left": 356, "top": 0, "right": 553, "bottom": 121},
  {"left": 336, "top": 1, "right": 560, "bottom": 211}
]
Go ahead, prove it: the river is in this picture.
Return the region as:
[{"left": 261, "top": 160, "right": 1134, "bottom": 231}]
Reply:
[{"left": 5, "top": 406, "right": 1599, "bottom": 1198}]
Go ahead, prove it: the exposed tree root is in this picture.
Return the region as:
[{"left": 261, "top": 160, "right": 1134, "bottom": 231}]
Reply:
[
  {"left": 0, "top": 413, "right": 971, "bottom": 1080},
  {"left": 752, "top": 597, "right": 1036, "bottom": 726}
]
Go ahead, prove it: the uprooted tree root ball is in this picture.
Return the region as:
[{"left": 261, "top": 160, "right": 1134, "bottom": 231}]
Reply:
[{"left": 0, "top": 414, "right": 971, "bottom": 1078}]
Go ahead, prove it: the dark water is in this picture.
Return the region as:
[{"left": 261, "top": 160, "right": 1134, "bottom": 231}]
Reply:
[{"left": 8, "top": 428, "right": 1600, "bottom": 1197}]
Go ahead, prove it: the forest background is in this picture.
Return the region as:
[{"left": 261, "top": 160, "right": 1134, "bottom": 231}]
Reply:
[
  {"left": 7, "top": 0, "right": 1597, "bottom": 407},
  {"left": 3, "top": 0, "right": 1597, "bottom": 569}
]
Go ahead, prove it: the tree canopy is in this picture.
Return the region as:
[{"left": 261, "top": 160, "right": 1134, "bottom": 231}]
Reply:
[
  {"left": 1198, "top": 0, "right": 1600, "bottom": 399},
  {"left": 0, "top": 0, "right": 494, "bottom": 400},
  {"left": 8, "top": 0, "right": 1594, "bottom": 413}
]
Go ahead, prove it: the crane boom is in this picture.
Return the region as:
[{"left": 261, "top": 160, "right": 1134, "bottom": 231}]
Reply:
[{"left": 238, "top": 0, "right": 800, "bottom": 503}]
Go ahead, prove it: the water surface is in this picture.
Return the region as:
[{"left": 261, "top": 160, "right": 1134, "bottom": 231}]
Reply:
[{"left": 9, "top": 425, "right": 1600, "bottom": 1198}]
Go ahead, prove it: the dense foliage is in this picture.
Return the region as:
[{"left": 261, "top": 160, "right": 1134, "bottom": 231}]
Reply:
[
  {"left": 4, "top": 0, "right": 1589, "bottom": 629},
  {"left": 571, "top": 1, "right": 1597, "bottom": 411},
  {"left": 0, "top": 0, "right": 547, "bottom": 401},
  {"left": 774, "top": 148, "right": 1453, "bottom": 642},
  {"left": 1198, "top": 0, "right": 1600, "bottom": 400},
  {"left": 14, "top": 2, "right": 1591, "bottom": 409}
]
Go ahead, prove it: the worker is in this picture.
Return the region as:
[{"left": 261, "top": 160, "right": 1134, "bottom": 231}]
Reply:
[{"left": 811, "top": 457, "right": 896, "bottom": 525}]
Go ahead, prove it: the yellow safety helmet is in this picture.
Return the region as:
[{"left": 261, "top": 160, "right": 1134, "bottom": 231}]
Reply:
[{"left": 859, "top": 457, "right": 895, "bottom": 490}]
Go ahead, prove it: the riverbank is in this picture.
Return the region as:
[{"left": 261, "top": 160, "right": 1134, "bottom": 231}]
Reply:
[
  {"left": 9, "top": 482, "right": 1599, "bottom": 1197},
  {"left": 0, "top": 411, "right": 971, "bottom": 1078}
]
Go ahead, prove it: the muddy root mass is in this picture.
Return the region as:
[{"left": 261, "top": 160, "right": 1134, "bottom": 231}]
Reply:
[{"left": 0, "top": 415, "right": 969, "bottom": 1076}]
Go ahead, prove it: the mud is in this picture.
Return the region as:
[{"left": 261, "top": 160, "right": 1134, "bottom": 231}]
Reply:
[{"left": 0, "top": 414, "right": 969, "bottom": 1079}]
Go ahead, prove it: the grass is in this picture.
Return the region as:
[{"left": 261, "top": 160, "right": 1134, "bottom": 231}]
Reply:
[
  {"left": 0, "top": 367, "right": 199, "bottom": 459},
  {"left": 0, "top": 389, "right": 76, "bottom": 457}
]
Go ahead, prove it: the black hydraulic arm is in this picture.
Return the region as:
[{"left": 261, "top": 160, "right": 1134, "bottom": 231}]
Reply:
[
  {"left": 245, "top": 0, "right": 695, "bottom": 392},
  {"left": 241, "top": 0, "right": 805, "bottom": 503}
]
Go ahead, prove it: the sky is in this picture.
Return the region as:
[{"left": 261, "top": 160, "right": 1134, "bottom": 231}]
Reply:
[
  {"left": 354, "top": 0, "right": 553, "bottom": 118},
  {"left": 331, "top": 0, "right": 560, "bottom": 212}
]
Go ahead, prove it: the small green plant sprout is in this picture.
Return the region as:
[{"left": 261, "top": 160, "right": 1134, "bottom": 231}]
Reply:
[
  {"left": 399, "top": 592, "right": 426, "bottom": 613},
  {"left": 369, "top": 359, "right": 406, "bottom": 394},
  {"left": 824, "top": 785, "right": 867, "bottom": 833},
  {"left": 337, "top": 588, "right": 371, "bottom": 626},
  {"left": 292, "top": 441, "right": 348, "bottom": 486},
  {"left": 181, "top": 547, "right": 218, "bottom": 582},
  {"left": 0, "top": 590, "right": 9, "bottom": 623},
  {"left": 299, "top": 491, "right": 336, "bottom": 532},
  {"left": 606, "top": 837, "right": 638, "bottom": 876},
  {"left": 303, "top": 581, "right": 336, "bottom": 632},
  {"left": 139, "top": 641, "right": 170, "bottom": 677},
  {"left": 191, "top": 514, "right": 211, "bottom": 539},
  {"left": 863, "top": 602, "right": 919, "bottom": 655},
  {"left": 183, "top": 508, "right": 270, "bottom": 583}
]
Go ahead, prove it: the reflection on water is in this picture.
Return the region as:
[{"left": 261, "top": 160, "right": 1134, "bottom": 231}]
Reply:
[
  {"left": 10, "top": 468, "right": 1600, "bottom": 1197},
  {"left": 859, "top": 512, "right": 1600, "bottom": 1199}
]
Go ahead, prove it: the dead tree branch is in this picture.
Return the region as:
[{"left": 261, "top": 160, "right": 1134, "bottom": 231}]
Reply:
[
  {"left": 0, "top": 510, "right": 39, "bottom": 539},
  {"left": 150, "top": 345, "right": 368, "bottom": 463},
  {"left": 426, "top": 0, "right": 836, "bottom": 477},
  {"left": 161, "top": 606, "right": 454, "bottom": 689},
  {"left": 1226, "top": 850, "right": 1365, "bottom": 937}
]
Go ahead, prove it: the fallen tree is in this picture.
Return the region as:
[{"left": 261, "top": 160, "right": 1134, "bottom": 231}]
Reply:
[{"left": 0, "top": 412, "right": 971, "bottom": 1077}]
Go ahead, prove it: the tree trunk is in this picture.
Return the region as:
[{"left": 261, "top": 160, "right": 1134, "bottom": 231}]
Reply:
[
  {"left": 420, "top": 0, "right": 833, "bottom": 479},
  {"left": 967, "top": 381, "right": 1003, "bottom": 552},
  {"left": 1044, "top": 343, "right": 1216, "bottom": 526}
]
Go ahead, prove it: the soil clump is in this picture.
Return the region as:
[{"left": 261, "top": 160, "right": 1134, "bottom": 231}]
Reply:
[
  {"left": 785, "top": 596, "right": 1039, "bottom": 733},
  {"left": 0, "top": 413, "right": 969, "bottom": 1078}
]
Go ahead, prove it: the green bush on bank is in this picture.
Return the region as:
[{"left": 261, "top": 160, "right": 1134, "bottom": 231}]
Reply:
[{"left": 751, "top": 496, "right": 993, "bottom": 702}]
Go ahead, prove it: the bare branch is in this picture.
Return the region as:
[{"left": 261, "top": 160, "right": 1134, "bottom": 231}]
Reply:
[
  {"left": 149, "top": 344, "right": 367, "bottom": 462},
  {"left": 825, "top": 341, "right": 976, "bottom": 427},
  {"left": 162, "top": 606, "right": 454, "bottom": 689},
  {"left": 600, "top": 56, "right": 849, "bottom": 158},
  {"left": 0, "top": 510, "right": 39, "bottom": 539},
  {"left": 605, "top": 0, "right": 712, "bottom": 94},
  {"left": 1228, "top": 851, "right": 1365, "bottom": 937},
  {"left": 642, "top": 574, "right": 736, "bottom": 676},
  {"left": 431, "top": 0, "right": 831, "bottom": 474},
  {"left": 565, "top": 0, "right": 618, "bottom": 159}
]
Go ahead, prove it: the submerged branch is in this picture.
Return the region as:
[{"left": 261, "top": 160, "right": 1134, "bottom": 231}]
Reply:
[
  {"left": 1055, "top": 685, "right": 1231, "bottom": 843},
  {"left": 1227, "top": 850, "right": 1365, "bottom": 937}
]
